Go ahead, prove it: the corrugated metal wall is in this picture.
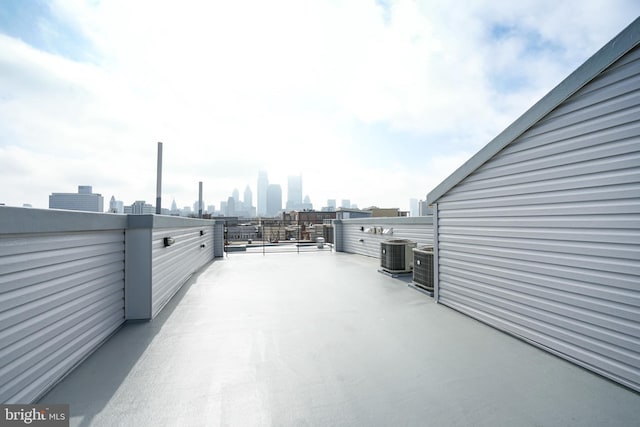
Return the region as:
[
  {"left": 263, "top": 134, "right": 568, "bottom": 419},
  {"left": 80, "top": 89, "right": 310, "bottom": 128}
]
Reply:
[
  {"left": 151, "top": 226, "right": 214, "bottom": 317},
  {"left": 338, "top": 217, "right": 433, "bottom": 259},
  {"left": 0, "top": 230, "right": 125, "bottom": 403},
  {"left": 435, "top": 46, "right": 640, "bottom": 391}
]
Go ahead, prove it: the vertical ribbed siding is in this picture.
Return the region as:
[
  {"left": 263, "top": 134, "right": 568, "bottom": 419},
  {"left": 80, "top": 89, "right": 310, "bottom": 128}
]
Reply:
[
  {"left": 436, "top": 46, "right": 640, "bottom": 391},
  {"left": 151, "top": 226, "right": 214, "bottom": 317},
  {"left": 339, "top": 217, "right": 433, "bottom": 259},
  {"left": 0, "top": 230, "right": 125, "bottom": 403}
]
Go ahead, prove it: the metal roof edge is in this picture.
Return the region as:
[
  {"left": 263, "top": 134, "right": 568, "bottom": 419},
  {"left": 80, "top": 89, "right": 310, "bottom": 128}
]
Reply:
[{"left": 427, "top": 17, "right": 640, "bottom": 205}]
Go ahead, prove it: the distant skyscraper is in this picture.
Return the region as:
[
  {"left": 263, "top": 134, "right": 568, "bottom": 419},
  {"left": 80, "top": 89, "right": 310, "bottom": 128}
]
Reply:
[
  {"left": 340, "top": 199, "right": 351, "bottom": 209},
  {"left": 244, "top": 186, "right": 253, "bottom": 209},
  {"left": 410, "top": 198, "right": 419, "bottom": 217},
  {"left": 171, "top": 199, "right": 178, "bottom": 214},
  {"left": 244, "top": 185, "right": 255, "bottom": 217},
  {"left": 257, "top": 171, "right": 268, "bottom": 216},
  {"left": 232, "top": 188, "right": 240, "bottom": 203},
  {"left": 109, "top": 195, "right": 124, "bottom": 214},
  {"left": 286, "top": 175, "right": 303, "bottom": 210},
  {"left": 266, "top": 184, "right": 282, "bottom": 217},
  {"left": 49, "top": 185, "right": 104, "bottom": 212},
  {"left": 327, "top": 199, "right": 336, "bottom": 211},
  {"left": 226, "top": 196, "right": 236, "bottom": 216}
]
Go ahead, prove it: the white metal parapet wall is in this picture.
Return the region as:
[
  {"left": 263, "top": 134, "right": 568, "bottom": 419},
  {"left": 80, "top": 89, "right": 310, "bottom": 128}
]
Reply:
[
  {"left": 0, "top": 207, "right": 222, "bottom": 403},
  {"left": 333, "top": 216, "right": 434, "bottom": 259}
]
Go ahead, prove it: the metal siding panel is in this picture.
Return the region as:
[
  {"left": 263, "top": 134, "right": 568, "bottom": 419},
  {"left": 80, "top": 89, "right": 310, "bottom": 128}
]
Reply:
[
  {"left": 338, "top": 218, "right": 433, "bottom": 259},
  {"left": 439, "top": 183, "right": 639, "bottom": 209},
  {"left": 440, "top": 248, "right": 637, "bottom": 291},
  {"left": 0, "top": 263, "right": 124, "bottom": 312},
  {"left": 436, "top": 49, "right": 640, "bottom": 391},
  {"left": 433, "top": 204, "right": 440, "bottom": 301},
  {"left": 445, "top": 168, "right": 639, "bottom": 200},
  {"left": 151, "top": 226, "right": 213, "bottom": 318},
  {"left": 440, "top": 289, "right": 640, "bottom": 389},
  {"left": 459, "top": 138, "right": 640, "bottom": 188},
  {"left": 439, "top": 265, "right": 640, "bottom": 322},
  {"left": 439, "top": 277, "right": 640, "bottom": 364},
  {"left": 440, "top": 233, "right": 638, "bottom": 260},
  {"left": 554, "top": 50, "right": 640, "bottom": 106},
  {"left": 439, "top": 215, "right": 638, "bottom": 229},
  {"left": 0, "top": 230, "right": 125, "bottom": 403}
]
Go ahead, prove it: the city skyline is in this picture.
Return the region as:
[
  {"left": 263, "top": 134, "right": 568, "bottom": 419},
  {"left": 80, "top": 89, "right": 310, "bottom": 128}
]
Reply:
[
  {"left": 44, "top": 167, "right": 402, "bottom": 217},
  {"left": 1, "top": 2, "right": 638, "bottom": 211},
  {"left": 31, "top": 168, "right": 410, "bottom": 215}
]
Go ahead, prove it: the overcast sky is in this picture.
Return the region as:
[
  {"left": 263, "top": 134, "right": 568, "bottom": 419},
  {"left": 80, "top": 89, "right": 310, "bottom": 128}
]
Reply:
[{"left": 1, "top": 1, "right": 638, "bottom": 211}]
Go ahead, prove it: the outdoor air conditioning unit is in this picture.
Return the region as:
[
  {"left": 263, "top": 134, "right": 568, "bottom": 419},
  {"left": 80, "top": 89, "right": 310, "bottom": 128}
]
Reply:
[
  {"left": 380, "top": 239, "right": 416, "bottom": 274},
  {"left": 412, "top": 246, "right": 434, "bottom": 292}
]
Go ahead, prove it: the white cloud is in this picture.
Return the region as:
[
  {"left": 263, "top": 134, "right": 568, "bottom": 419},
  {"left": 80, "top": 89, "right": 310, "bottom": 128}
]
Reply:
[{"left": 0, "top": 0, "right": 638, "bottom": 210}]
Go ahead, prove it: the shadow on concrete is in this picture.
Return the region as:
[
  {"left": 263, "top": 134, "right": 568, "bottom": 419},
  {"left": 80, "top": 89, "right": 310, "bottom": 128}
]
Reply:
[{"left": 38, "top": 259, "right": 217, "bottom": 427}]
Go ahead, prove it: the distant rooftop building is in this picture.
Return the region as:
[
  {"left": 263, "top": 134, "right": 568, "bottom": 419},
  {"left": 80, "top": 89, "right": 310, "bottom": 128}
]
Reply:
[
  {"left": 49, "top": 185, "right": 104, "bottom": 212},
  {"left": 291, "top": 210, "right": 336, "bottom": 225},
  {"left": 368, "top": 207, "right": 405, "bottom": 217},
  {"left": 335, "top": 208, "right": 371, "bottom": 220},
  {"left": 124, "top": 200, "right": 154, "bottom": 215},
  {"left": 418, "top": 200, "right": 432, "bottom": 216}
]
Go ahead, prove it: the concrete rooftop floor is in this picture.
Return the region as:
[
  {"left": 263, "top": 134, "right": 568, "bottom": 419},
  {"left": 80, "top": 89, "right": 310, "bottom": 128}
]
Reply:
[{"left": 41, "top": 251, "right": 640, "bottom": 426}]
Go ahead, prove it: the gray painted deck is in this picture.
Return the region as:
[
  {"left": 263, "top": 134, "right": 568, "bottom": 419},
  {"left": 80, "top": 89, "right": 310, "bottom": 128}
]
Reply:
[{"left": 40, "top": 252, "right": 640, "bottom": 426}]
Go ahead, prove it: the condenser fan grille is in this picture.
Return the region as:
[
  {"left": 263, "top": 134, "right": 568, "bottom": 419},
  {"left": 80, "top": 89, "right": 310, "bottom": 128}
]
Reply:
[
  {"left": 412, "top": 247, "right": 434, "bottom": 291},
  {"left": 380, "top": 239, "right": 416, "bottom": 273}
]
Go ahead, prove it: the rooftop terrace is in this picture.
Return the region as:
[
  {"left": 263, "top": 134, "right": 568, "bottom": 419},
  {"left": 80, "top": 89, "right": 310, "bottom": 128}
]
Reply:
[{"left": 40, "top": 251, "right": 640, "bottom": 426}]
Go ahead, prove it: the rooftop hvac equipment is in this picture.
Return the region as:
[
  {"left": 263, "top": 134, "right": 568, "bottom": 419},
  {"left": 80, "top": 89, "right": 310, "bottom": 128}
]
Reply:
[
  {"left": 412, "top": 246, "right": 434, "bottom": 292},
  {"left": 380, "top": 239, "right": 417, "bottom": 274}
]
